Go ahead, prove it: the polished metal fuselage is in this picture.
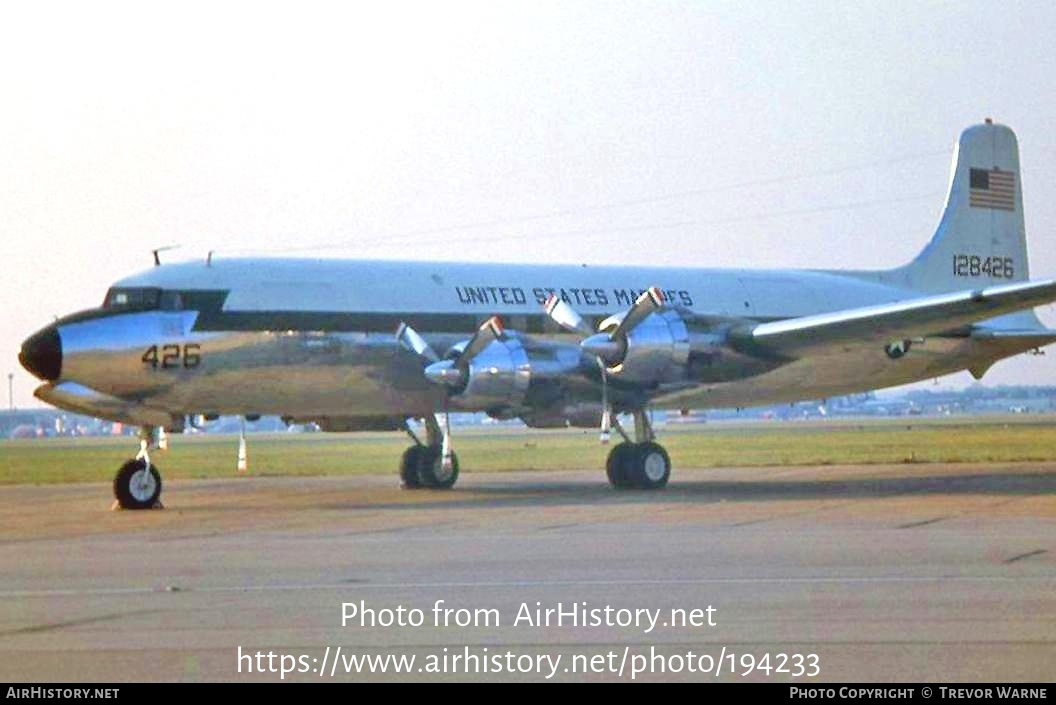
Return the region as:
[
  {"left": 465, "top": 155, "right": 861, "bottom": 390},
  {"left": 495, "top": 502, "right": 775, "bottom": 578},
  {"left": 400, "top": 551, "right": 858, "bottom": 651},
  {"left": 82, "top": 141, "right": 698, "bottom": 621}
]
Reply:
[{"left": 31, "top": 258, "right": 1039, "bottom": 427}]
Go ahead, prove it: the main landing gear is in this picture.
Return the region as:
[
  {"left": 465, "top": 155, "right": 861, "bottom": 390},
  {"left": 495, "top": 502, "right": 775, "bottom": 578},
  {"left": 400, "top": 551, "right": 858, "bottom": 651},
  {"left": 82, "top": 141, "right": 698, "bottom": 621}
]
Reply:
[
  {"left": 605, "top": 409, "right": 671, "bottom": 490},
  {"left": 112, "top": 426, "right": 164, "bottom": 510},
  {"left": 400, "top": 415, "right": 459, "bottom": 490}
]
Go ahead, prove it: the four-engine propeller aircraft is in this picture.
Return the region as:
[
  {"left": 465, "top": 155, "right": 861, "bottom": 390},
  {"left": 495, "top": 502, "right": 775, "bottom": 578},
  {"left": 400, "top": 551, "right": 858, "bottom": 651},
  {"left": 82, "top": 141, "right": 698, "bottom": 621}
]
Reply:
[{"left": 18, "top": 121, "right": 1056, "bottom": 508}]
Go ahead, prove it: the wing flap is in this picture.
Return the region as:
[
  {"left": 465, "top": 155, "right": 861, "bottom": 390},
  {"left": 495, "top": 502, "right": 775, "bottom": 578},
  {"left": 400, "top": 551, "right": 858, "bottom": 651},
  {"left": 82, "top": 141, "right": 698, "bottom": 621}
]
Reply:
[
  {"left": 970, "top": 327, "right": 1056, "bottom": 342},
  {"left": 740, "top": 279, "right": 1056, "bottom": 356}
]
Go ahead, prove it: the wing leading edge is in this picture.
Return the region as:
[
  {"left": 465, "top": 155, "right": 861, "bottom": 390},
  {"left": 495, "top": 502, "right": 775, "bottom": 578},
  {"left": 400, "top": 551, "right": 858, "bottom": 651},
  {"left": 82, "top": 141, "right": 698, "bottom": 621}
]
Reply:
[{"left": 738, "top": 278, "right": 1056, "bottom": 356}]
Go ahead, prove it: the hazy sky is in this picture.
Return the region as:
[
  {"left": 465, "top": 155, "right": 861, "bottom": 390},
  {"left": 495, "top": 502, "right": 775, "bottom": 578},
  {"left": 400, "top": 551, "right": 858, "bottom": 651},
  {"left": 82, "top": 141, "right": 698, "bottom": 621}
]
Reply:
[{"left": 3, "top": 1, "right": 1056, "bottom": 408}]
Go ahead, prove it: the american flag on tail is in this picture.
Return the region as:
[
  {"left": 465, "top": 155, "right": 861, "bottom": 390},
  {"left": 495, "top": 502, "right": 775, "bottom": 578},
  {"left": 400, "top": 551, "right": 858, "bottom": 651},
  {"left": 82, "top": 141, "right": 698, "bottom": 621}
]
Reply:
[{"left": 969, "top": 167, "right": 1015, "bottom": 211}]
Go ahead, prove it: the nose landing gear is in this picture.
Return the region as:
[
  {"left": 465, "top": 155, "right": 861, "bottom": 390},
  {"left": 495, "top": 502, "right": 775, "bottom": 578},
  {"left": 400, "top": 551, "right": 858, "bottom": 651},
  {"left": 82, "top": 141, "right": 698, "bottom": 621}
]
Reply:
[{"left": 112, "top": 426, "right": 164, "bottom": 510}]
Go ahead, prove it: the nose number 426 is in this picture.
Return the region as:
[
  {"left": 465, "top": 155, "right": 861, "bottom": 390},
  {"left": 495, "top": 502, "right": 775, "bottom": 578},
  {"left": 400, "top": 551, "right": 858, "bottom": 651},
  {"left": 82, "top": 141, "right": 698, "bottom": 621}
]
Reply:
[{"left": 142, "top": 344, "right": 201, "bottom": 369}]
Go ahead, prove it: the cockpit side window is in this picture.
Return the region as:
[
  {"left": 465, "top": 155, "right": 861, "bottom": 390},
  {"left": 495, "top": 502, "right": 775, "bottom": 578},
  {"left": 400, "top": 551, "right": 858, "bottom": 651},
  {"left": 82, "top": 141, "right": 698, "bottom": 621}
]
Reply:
[
  {"left": 159, "top": 291, "right": 183, "bottom": 311},
  {"left": 102, "top": 287, "right": 162, "bottom": 310}
]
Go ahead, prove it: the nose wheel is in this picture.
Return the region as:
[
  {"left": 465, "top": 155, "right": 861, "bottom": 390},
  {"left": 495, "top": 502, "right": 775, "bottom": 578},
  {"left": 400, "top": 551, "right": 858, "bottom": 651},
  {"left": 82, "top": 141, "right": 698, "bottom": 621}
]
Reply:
[
  {"left": 113, "top": 459, "right": 163, "bottom": 509},
  {"left": 112, "top": 427, "right": 165, "bottom": 510}
]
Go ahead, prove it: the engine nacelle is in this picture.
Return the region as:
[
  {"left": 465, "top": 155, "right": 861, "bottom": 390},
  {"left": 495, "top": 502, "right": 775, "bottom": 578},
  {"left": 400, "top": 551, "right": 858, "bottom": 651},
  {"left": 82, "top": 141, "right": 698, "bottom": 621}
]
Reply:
[
  {"left": 447, "top": 336, "right": 531, "bottom": 411},
  {"left": 599, "top": 309, "right": 690, "bottom": 385}
]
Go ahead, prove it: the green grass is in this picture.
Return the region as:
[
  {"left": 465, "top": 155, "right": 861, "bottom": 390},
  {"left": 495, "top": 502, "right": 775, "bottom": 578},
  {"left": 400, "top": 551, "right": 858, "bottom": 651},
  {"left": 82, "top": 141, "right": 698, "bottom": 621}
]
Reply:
[{"left": 2, "top": 416, "right": 1056, "bottom": 485}]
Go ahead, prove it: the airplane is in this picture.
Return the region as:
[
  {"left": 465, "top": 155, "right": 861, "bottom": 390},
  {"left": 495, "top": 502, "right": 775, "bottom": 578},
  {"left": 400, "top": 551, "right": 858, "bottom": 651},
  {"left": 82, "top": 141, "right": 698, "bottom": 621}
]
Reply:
[{"left": 18, "top": 120, "right": 1056, "bottom": 509}]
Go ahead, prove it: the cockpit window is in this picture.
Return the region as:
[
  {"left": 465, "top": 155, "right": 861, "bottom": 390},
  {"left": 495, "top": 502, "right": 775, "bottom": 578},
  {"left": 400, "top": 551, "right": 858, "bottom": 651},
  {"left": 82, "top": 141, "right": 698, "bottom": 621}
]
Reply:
[
  {"left": 160, "top": 291, "right": 183, "bottom": 311},
  {"left": 103, "top": 287, "right": 162, "bottom": 310}
]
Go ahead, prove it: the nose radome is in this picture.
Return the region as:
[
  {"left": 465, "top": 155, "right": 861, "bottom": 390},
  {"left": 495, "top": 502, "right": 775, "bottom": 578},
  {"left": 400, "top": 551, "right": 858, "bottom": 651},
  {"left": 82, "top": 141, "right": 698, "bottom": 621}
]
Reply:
[{"left": 18, "top": 325, "right": 62, "bottom": 381}]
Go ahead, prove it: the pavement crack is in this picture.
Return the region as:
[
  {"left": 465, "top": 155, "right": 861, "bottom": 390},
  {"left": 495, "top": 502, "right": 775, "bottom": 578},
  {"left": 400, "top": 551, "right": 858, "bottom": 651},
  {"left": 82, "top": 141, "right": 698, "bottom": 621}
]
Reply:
[
  {"left": 1005, "top": 549, "right": 1047, "bottom": 564},
  {"left": 538, "top": 523, "right": 580, "bottom": 532},
  {"left": 897, "top": 517, "right": 948, "bottom": 529},
  {"left": 0, "top": 609, "right": 152, "bottom": 637}
]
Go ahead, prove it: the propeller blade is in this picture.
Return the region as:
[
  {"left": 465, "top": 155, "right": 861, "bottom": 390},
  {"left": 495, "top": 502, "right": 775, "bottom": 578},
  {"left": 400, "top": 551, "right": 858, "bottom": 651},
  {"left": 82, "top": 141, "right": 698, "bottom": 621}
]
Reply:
[
  {"left": 543, "top": 294, "right": 594, "bottom": 336},
  {"left": 611, "top": 286, "right": 665, "bottom": 341},
  {"left": 455, "top": 316, "right": 505, "bottom": 368},
  {"left": 396, "top": 322, "right": 439, "bottom": 362}
]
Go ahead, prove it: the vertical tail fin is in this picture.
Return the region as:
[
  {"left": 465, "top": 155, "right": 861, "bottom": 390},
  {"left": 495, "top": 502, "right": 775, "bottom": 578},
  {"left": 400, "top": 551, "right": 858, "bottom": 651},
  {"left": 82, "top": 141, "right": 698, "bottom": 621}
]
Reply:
[{"left": 898, "top": 120, "right": 1030, "bottom": 293}]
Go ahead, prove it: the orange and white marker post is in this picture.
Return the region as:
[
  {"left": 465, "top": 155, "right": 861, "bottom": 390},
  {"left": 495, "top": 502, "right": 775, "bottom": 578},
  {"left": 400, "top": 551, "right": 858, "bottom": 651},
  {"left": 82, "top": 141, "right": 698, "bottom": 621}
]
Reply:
[{"left": 237, "top": 418, "right": 248, "bottom": 473}]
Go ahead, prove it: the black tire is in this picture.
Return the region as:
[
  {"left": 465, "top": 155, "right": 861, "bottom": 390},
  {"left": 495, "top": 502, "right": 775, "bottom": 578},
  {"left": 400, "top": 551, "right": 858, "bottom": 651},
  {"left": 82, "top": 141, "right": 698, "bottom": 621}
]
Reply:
[
  {"left": 113, "top": 459, "right": 162, "bottom": 510},
  {"left": 399, "top": 446, "right": 425, "bottom": 489},
  {"left": 626, "top": 441, "right": 671, "bottom": 490},
  {"left": 605, "top": 443, "right": 636, "bottom": 489},
  {"left": 417, "top": 446, "right": 459, "bottom": 489}
]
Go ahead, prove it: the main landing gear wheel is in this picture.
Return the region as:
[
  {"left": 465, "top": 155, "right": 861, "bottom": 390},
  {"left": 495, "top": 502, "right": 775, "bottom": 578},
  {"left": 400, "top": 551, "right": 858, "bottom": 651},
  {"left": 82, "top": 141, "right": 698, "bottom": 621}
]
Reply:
[
  {"left": 113, "top": 459, "right": 162, "bottom": 510},
  {"left": 630, "top": 441, "right": 671, "bottom": 490},
  {"left": 606, "top": 442, "right": 637, "bottom": 489},
  {"left": 400, "top": 416, "right": 459, "bottom": 490},
  {"left": 399, "top": 446, "right": 425, "bottom": 489},
  {"left": 417, "top": 446, "right": 459, "bottom": 489},
  {"left": 605, "top": 442, "right": 671, "bottom": 490}
]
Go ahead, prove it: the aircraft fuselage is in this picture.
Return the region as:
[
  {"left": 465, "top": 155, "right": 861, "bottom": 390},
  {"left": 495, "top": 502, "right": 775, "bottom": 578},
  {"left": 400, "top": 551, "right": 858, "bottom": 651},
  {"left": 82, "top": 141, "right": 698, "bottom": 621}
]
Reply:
[{"left": 22, "top": 258, "right": 1032, "bottom": 429}]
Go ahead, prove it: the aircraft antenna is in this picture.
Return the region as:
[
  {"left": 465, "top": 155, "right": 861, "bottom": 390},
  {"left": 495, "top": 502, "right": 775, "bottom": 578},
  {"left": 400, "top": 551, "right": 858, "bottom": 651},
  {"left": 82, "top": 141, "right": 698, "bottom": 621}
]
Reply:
[{"left": 151, "top": 245, "right": 180, "bottom": 266}]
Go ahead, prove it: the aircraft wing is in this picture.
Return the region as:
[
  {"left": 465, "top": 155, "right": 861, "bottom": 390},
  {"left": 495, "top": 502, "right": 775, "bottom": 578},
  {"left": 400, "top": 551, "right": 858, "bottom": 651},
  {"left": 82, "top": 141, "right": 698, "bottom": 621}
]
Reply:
[{"left": 740, "top": 278, "right": 1056, "bottom": 356}]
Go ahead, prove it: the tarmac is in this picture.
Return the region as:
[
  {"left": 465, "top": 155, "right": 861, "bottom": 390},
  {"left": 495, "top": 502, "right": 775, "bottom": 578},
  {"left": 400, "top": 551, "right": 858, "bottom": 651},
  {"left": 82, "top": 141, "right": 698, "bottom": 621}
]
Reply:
[{"left": 0, "top": 462, "right": 1053, "bottom": 682}]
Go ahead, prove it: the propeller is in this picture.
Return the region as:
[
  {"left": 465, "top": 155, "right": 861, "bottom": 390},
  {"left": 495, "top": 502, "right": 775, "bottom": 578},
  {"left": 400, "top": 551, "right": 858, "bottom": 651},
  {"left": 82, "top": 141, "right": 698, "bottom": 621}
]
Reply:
[
  {"left": 396, "top": 321, "right": 439, "bottom": 362},
  {"left": 614, "top": 286, "right": 665, "bottom": 339},
  {"left": 542, "top": 287, "right": 666, "bottom": 443},
  {"left": 397, "top": 316, "right": 506, "bottom": 389},
  {"left": 397, "top": 317, "right": 506, "bottom": 471},
  {"left": 543, "top": 294, "right": 594, "bottom": 337},
  {"left": 580, "top": 287, "right": 665, "bottom": 364},
  {"left": 455, "top": 316, "right": 505, "bottom": 369}
]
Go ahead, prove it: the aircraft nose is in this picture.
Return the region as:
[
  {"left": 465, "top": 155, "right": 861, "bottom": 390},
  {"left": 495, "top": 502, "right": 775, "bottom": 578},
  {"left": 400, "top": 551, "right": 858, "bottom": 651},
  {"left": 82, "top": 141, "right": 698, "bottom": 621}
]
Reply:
[{"left": 18, "top": 325, "right": 62, "bottom": 381}]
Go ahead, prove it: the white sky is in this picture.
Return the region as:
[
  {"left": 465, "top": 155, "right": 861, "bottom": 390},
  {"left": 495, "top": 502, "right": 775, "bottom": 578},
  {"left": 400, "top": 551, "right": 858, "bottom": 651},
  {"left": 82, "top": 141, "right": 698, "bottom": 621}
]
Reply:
[{"left": 3, "top": 1, "right": 1056, "bottom": 408}]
